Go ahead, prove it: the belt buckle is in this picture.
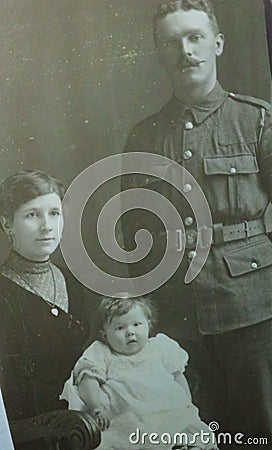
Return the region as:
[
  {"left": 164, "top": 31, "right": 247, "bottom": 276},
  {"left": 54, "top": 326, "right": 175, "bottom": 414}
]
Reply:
[
  {"left": 176, "top": 227, "right": 212, "bottom": 251},
  {"left": 243, "top": 220, "right": 249, "bottom": 238},
  {"left": 185, "top": 229, "right": 198, "bottom": 249},
  {"left": 176, "top": 229, "right": 197, "bottom": 251}
]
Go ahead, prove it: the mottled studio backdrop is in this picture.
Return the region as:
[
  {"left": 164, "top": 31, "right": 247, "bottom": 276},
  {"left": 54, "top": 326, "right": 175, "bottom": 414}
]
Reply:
[{"left": 0, "top": 0, "right": 271, "bottom": 273}]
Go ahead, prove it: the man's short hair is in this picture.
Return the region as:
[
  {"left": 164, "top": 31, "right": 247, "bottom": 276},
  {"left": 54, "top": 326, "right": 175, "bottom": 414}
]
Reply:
[{"left": 153, "top": 0, "right": 220, "bottom": 43}]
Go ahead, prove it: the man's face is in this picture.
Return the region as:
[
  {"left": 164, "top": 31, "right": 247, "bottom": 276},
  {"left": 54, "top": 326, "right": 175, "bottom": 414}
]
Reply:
[{"left": 155, "top": 9, "right": 224, "bottom": 95}]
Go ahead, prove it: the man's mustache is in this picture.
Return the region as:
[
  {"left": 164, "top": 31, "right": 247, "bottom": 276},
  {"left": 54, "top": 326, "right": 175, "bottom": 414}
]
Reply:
[{"left": 180, "top": 57, "right": 203, "bottom": 68}]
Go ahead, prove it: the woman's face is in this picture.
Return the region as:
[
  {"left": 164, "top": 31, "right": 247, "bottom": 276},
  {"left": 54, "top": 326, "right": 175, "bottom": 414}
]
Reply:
[{"left": 8, "top": 192, "right": 63, "bottom": 261}]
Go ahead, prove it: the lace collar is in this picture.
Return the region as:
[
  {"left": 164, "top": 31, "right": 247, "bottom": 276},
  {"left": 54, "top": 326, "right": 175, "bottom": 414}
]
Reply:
[{"left": 3, "top": 250, "right": 51, "bottom": 274}]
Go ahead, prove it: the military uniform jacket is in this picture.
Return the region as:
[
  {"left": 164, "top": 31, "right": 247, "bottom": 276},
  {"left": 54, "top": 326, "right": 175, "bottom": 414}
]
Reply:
[{"left": 122, "top": 83, "right": 272, "bottom": 337}]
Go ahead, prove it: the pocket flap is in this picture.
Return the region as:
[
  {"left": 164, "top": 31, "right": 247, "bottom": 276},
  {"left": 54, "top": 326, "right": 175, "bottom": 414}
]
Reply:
[
  {"left": 224, "top": 240, "right": 272, "bottom": 277},
  {"left": 204, "top": 154, "right": 259, "bottom": 175}
]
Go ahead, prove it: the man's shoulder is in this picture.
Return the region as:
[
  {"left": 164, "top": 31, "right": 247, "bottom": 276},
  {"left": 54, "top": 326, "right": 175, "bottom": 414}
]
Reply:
[
  {"left": 227, "top": 92, "right": 272, "bottom": 111},
  {"left": 124, "top": 101, "right": 172, "bottom": 152},
  {"left": 128, "top": 101, "right": 172, "bottom": 134}
]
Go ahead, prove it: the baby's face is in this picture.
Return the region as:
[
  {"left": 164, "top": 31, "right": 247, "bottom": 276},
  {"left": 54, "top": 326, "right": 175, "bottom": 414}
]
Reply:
[{"left": 103, "top": 305, "right": 150, "bottom": 355}]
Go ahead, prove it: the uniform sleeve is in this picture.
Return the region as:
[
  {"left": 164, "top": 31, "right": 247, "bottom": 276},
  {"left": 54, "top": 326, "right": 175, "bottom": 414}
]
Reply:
[
  {"left": 73, "top": 340, "right": 109, "bottom": 386},
  {"left": 154, "top": 333, "right": 189, "bottom": 374},
  {"left": 120, "top": 119, "right": 169, "bottom": 278},
  {"left": 258, "top": 107, "right": 272, "bottom": 198}
]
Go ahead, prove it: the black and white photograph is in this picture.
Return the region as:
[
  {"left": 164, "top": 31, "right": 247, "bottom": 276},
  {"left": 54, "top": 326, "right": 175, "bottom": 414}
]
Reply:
[{"left": 0, "top": 1, "right": 271, "bottom": 449}]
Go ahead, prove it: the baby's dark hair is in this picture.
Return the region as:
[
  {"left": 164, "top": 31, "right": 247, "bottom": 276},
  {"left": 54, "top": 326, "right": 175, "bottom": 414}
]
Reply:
[{"left": 97, "top": 294, "right": 157, "bottom": 334}]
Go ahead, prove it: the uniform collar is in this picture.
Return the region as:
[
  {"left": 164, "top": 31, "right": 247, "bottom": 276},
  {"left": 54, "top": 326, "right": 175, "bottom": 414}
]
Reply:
[{"left": 163, "top": 82, "right": 228, "bottom": 127}]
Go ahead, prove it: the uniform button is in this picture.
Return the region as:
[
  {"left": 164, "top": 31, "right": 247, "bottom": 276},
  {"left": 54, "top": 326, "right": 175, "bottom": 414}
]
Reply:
[
  {"left": 229, "top": 167, "right": 237, "bottom": 174},
  {"left": 183, "top": 183, "right": 192, "bottom": 193},
  {"left": 188, "top": 250, "right": 197, "bottom": 259},
  {"left": 251, "top": 261, "right": 258, "bottom": 269},
  {"left": 186, "top": 230, "right": 197, "bottom": 247},
  {"left": 183, "top": 150, "right": 193, "bottom": 160},
  {"left": 184, "top": 121, "right": 193, "bottom": 130},
  {"left": 185, "top": 216, "right": 194, "bottom": 226}
]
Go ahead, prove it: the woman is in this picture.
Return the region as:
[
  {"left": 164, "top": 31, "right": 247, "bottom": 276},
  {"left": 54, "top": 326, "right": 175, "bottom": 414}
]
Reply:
[{"left": 0, "top": 170, "right": 89, "bottom": 448}]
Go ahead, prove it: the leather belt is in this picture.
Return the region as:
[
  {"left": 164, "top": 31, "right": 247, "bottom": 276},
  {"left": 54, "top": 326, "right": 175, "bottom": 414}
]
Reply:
[
  {"left": 182, "top": 217, "right": 269, "bottom": 250},
  {"left": 212, "top": 218, "right": 266, "bottom": 246}
]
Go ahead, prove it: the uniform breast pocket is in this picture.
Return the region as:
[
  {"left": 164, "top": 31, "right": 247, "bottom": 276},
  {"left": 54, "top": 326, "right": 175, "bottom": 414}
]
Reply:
[{"left": 203, "top": 154, "right": 259, "bottom": 218}]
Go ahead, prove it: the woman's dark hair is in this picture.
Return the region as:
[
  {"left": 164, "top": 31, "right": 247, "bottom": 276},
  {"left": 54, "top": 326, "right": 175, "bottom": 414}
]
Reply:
[
  {"left": 0, "top": 170, "right": 65, "bottom": 224},
  {"left": 97, "top": 294, "right": 157, "bottom": 336},
  {"left": 153, "top": 0, "right": 220, "bottom": 44}
]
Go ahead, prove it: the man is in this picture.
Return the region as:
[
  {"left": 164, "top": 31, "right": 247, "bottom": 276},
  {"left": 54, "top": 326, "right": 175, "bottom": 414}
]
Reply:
[{"left": 122, "top": 1, "right": 272, "bottom": 447}]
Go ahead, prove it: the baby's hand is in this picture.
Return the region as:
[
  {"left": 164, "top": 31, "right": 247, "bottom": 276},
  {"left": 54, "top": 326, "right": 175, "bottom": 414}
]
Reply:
[{"left": 91, "top": 406, "right": 111, "bottom": 431}]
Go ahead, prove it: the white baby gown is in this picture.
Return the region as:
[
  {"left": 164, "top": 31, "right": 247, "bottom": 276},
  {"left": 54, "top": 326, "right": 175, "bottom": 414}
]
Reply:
[{"left": 61, "top": 333, "right": 215, "bottom": 450}]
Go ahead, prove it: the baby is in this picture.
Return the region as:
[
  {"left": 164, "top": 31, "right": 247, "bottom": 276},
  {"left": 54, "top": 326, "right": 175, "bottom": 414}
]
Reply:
[{"left": 61, "top": 295, "right": 218, "bottom": 450}]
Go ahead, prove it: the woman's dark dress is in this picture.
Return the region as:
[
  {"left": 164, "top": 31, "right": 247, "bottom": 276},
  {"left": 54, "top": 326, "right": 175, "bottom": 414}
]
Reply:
[{"left": 0, "top": 268, "right": 89, "bottom": 448}]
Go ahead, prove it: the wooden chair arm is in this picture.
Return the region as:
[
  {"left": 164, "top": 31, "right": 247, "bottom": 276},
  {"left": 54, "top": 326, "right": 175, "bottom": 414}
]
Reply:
[{"left": 10, "top": 409, "right": 101, "bottom": 449}]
